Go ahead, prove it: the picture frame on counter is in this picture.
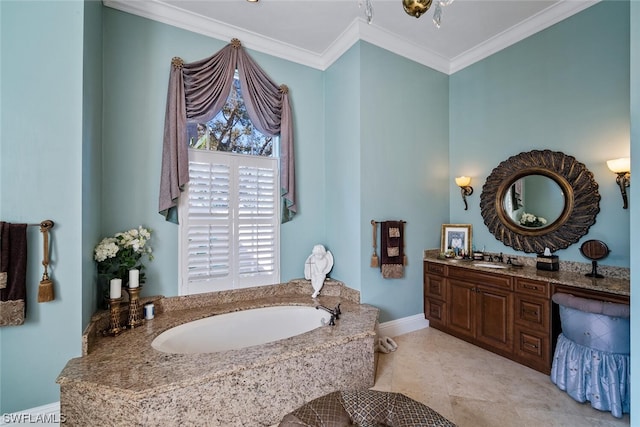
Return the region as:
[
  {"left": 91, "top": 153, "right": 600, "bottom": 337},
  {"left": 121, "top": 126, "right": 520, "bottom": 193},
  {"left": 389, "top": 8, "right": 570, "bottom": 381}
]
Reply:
[{"left": 441, "top": 224, "right": 472, "bottom": 256}]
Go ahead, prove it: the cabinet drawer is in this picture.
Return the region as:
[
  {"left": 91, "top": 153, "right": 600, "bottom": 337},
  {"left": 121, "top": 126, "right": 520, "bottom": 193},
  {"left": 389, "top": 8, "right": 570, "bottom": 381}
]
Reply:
[
  {"left": 448, "top": 266, "right": 513, "bottom": 291},
  {"left": 425, "top": 262, "right": 446, "bottom": 276},
  {"left": 425, "top": 275, "right": 446, "bottom": 299},
  {"left": 425, "top": 298, "right": 446, "bottom": 329},
  {"left": 515, "top": 278, "right": 549, "bottom": 298},
  {"left": 514, "top": 295, "right": 549, "bottom": 332},
  {"left": 514, "top": 326, "right": 550, "bottom": 373}
]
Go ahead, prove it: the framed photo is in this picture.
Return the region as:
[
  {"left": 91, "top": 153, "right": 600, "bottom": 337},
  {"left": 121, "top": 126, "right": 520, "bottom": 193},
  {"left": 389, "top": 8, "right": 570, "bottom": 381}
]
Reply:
[{"left": 441, "top": 224, "right": 472, "bottom": 256}]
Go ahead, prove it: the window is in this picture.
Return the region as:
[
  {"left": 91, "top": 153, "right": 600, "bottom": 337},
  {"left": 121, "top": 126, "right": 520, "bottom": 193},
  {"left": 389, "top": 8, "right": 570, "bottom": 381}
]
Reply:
[{"left": 178, "top": 74, "right": 280, "bottom": 295}]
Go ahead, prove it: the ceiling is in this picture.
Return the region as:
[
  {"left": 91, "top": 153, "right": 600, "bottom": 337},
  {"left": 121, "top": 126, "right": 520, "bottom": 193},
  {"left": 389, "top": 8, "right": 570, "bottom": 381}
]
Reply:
[{"left": 103, "top": 0, "right": 598, "bottom": 74}]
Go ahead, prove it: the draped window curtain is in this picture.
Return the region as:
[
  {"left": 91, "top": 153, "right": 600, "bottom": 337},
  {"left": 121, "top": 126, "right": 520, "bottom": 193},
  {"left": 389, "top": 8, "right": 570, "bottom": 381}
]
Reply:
[{"left": 158, "top": 38, "right": 296, "bottom": 224}]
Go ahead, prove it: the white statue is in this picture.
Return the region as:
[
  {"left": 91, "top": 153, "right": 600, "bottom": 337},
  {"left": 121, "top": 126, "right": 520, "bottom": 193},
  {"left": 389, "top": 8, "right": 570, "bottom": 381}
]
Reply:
[{"left": 304, "top": 244, "right": 334, "bottom": 298}]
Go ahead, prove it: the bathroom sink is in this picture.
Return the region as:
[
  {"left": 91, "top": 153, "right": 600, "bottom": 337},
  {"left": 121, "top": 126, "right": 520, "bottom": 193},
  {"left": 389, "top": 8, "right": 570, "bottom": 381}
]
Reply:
[{"left": 473, "top": 262, "right": 509, "bottom": 269}]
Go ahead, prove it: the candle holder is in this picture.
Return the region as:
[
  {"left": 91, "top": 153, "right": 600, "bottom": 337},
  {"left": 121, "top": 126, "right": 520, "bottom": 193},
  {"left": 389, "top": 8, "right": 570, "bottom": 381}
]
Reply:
[
  {"left": 126, "top": 285, "right": 144, "bottom": 329},
  {"left": 105, "top": 297, "right": 125, "bottom": 336}
]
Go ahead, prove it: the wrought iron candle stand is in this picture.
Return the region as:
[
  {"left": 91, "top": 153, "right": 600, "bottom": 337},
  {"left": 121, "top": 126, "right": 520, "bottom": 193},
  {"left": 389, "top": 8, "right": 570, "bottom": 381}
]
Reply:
[
  {"left": 126, "top": 285, "right": 144, "bottom": 328},
  {"left": 105, "top": 297, "right": 125, "bottom": 336}
]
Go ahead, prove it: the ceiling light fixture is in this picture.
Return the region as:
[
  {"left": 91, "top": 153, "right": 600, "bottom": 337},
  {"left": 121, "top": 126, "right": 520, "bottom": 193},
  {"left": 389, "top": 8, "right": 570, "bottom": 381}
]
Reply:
[{"left": 361, "top": 0, "right": 453, "bottom": 28}]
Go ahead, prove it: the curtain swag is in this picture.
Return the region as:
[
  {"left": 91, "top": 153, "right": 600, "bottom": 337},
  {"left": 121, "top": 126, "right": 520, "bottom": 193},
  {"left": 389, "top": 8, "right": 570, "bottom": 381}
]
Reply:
[{"left": 159, "top": 38, "right": 297, "bottom": 224}]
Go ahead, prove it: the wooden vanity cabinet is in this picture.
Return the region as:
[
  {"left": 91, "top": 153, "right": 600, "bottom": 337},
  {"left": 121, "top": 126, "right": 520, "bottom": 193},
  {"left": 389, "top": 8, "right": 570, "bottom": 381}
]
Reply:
[
  {"left": 424, "top": 260, "right": 628, "bottom": 375},
  {"left": 424, "top": 262, "right": 514, "bottom": 359}
]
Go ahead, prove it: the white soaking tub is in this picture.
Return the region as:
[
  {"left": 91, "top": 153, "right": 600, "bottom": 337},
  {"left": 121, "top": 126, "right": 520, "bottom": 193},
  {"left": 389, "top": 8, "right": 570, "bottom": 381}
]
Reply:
[{"left": 152, "top": 305, "right": 331, "bottom": 354}]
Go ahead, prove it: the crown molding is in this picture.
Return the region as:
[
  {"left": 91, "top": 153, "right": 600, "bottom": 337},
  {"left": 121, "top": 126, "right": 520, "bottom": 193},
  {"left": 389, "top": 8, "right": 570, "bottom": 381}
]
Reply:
[
  {"left": 358, "top": 20, "right": 451, "bottom": 74},
  {"left": 103, "top": 0, "right": 598, "bottom": 75},
  {"left": 102, "top": 0, "right": 328, "bottom": 69},
  {"left": 319, "top": 19, "right": 450, "bottom": 73},
  {"left": 449, "top": 0, "right": 599, "bottom": 73}
]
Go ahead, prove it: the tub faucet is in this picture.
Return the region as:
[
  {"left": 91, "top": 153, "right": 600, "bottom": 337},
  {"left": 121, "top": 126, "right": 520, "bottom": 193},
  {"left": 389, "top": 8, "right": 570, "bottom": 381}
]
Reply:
[
  {"left": 333, "top": 303, "right": 341, "bottom": 319},
  {"left": 316, "top": 304, "right": 341, "bottom": 322}
]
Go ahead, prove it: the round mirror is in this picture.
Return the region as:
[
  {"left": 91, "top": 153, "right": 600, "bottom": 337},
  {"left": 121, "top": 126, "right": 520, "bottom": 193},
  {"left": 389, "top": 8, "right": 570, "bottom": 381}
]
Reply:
[
  {"left": 480, "top": 150, "right": 600, "bottom": 253},
  {"left": 502, "top": 174, "right": 565, "bottom": 230}
]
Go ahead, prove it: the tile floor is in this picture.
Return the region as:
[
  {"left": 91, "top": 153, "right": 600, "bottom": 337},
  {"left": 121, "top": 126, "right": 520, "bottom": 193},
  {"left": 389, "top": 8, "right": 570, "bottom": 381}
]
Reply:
[{"left": 371, "top": 327, "right": 630, "bottom": 427}]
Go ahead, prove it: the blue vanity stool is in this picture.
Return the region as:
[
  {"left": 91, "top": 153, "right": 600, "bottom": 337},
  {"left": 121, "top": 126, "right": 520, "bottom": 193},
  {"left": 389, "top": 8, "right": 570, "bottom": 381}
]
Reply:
[{"left": 550, "top": 292, "right": 630, "bottom": 418}]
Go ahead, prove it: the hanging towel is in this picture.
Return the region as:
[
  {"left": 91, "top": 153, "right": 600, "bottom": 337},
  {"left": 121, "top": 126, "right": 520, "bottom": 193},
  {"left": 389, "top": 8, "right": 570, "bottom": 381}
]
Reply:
[
  {"left": 0, "top": 222, "right": 28, "bottom": 326},
  {"left": 380, "top": 221, "right": 404, "bottom": 279}
]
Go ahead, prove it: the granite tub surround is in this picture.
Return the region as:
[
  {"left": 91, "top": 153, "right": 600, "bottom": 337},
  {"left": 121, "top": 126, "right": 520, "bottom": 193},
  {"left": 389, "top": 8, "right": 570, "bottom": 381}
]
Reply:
[
  {"left": 58, "top": 279, "right": 379, "bottom": 427},
  {"left": 423, "top": 249, "right": 630, "bottom": 296}
]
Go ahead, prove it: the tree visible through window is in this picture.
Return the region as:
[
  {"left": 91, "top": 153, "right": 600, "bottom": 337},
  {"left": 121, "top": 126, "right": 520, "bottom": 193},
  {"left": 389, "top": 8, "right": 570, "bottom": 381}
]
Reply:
[{"left": 187, "top": 73, "right": 276, "bottom": 156}]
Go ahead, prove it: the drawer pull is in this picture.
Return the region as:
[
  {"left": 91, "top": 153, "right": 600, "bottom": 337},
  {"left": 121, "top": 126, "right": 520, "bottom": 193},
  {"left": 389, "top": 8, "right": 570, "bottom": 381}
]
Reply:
[
  {"left": 522, "top": 284, "right": 540, "bottom": 290},
  {"left": 524, "top": 343, "right": 539, "bottom": 349},
  {"left": 523, "top": 309, "right": 538, "bottom": 316}
]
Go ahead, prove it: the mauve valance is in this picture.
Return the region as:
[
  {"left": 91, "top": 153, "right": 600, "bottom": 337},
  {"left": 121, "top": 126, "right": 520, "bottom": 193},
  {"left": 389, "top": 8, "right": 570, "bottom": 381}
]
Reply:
[{"left": 159, "top": 39, "right": 296, "bottom": 223}]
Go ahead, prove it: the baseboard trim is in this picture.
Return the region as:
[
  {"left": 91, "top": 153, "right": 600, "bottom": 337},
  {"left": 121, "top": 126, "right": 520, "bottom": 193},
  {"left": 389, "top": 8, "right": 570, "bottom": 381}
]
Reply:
[
  {"left": 1, "top": 402, "right": 61, "bottom": 426},
  {"left": 377, "top": 313, "right": 429, "bottom": 338}
]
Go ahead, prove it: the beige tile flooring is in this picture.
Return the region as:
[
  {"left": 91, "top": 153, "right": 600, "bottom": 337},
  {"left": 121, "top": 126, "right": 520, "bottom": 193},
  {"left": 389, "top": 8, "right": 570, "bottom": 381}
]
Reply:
[{"left": 371, "top": 327, "right": 630, "bottom": 427}]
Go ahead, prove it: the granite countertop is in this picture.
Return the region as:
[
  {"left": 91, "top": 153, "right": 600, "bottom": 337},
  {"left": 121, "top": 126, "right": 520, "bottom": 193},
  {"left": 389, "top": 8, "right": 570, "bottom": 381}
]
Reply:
[
  {"left": 57, "top": 280, "right": 379, "bottom": 398},
  {"left": 423, "top": 250, "right": 630, "bottom": 297}
]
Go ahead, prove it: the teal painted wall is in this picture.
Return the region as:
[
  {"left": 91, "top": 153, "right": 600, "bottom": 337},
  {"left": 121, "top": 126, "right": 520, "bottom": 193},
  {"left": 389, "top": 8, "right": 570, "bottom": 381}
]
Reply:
[
  {"left": 82, "top": 0, "right": 103, "bottom": 330},
  {"left": 0, "top": 0, "right": 86, "bottom": 413},
  {"left": 325, "top": 44, "right": 362, "bottom": 291},
  {"left": 629, "top": 0, "right": 638, "bottom": 420},
  {"left": 358, "top": 42, "right": 449, "bottom": 321},
  {"left": 324, "top": 41, "right": 449, "bottom": 321},
  {"left": 449, "top": 1, "right": 630, "bottom": 266}
]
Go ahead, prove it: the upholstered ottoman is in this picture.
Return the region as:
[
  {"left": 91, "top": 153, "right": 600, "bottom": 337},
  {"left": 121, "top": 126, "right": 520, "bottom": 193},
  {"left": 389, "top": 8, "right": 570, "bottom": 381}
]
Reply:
[{"left": 279, "top": 390, "right": 456, "bottom": 427}]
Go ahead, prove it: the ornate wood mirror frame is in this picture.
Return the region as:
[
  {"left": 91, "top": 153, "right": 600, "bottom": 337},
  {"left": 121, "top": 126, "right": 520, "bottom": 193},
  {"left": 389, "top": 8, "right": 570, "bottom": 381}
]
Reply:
[{"left": 480, "top": 150, "right": 600, "bottom": 253}]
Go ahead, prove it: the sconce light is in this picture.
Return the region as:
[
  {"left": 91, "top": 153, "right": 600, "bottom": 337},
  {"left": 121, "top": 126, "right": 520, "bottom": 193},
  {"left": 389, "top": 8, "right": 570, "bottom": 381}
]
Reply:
[
  {"left": 606, "top": 157, "right": 630, "bottom": 209},
  {"left": 455, "top": 176, "right": 473, "bottom": 210}
]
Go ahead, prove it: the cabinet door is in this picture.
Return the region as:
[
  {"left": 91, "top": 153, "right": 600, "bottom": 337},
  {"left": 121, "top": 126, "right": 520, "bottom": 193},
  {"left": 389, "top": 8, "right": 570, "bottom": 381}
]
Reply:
[
  {"left": 514, "top": 326, "right": 550, "bottom": 374},
  {"left": 475, "top": 286, "right": 513, "bottom": 353},
  {"left": 514, "top": 295, "right": 549, "bottom": 332},
  {"left": 425, "top": 274, "right": 446, "bottom": 299},
  {"left": 425, "top": 298, "right": 447, "bottom": 329},
  {"left": 447, "top": 279, "right": 475, "bottom": 339}
]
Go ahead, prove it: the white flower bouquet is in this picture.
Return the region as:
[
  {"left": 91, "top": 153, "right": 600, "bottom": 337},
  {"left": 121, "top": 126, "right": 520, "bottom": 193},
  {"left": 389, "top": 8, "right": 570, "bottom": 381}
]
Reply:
[
  {"left": 519, "top": 212, "right": 547, "bottom": 227},
  {"left": 94, "top": 226, "right": 154, "bottom": 285}
]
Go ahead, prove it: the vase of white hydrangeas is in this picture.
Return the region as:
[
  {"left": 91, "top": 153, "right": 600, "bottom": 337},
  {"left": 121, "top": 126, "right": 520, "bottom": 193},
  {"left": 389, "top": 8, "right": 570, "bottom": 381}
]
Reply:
[
  {"left": 519, "top": 212, "right": 547, "bottom": 228},
  {"left": 94, "top": 226, "right": 153, "bottom": 308}
]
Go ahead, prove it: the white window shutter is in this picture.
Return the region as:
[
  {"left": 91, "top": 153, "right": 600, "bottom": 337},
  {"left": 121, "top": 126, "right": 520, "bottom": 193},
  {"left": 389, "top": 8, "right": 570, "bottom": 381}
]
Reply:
[{"left": 179, "top": 150, "right": 279, "bottom": 295}]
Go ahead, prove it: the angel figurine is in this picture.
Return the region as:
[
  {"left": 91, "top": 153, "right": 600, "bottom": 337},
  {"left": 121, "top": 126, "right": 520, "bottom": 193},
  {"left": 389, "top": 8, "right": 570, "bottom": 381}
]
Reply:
[{"left": 304, "top": 244, "right": 334, "bottom": 298}]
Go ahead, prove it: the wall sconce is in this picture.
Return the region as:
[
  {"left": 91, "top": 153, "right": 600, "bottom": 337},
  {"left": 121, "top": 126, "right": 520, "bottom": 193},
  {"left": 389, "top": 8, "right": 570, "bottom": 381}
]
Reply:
[
  {"left": 606, "top": 157, "right": 630, "bottom": 209},
  {"left": 455, "top": 176, "right": 473, "bottom": 210}
]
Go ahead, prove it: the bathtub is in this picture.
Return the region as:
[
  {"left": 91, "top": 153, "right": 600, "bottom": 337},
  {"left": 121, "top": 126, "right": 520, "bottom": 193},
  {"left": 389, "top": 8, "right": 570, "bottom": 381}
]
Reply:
[
  {"left": 152, "top": 305, "right": 331, "bottom": 354},
  {"left": 58, "top": 279, "right": 379, "bottom": 427}
]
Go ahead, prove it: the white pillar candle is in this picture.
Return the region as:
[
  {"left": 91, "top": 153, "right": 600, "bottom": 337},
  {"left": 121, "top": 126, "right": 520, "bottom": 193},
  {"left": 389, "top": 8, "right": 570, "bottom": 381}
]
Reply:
[
  {"left": 110, "top": 278, "right": 122, "bottom": 299},
  {"left": 129, "top": 269, "right": 139, "bottom": 288}
]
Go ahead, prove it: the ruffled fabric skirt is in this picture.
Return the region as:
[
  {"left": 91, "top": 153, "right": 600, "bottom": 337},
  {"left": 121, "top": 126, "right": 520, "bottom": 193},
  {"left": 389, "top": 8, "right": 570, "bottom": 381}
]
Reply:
[{"left": 551, "top": 333, "right": 630, "bottom": 418}]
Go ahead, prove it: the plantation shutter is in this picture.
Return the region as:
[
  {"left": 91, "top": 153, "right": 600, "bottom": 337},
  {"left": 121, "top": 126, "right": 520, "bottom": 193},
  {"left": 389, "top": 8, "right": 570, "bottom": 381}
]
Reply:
[
  {"left": 179, "top": 149, "right": 279, "bottom": 295},
  {"left": 237, "top": 165, "right": 277, "bottom": 277}
]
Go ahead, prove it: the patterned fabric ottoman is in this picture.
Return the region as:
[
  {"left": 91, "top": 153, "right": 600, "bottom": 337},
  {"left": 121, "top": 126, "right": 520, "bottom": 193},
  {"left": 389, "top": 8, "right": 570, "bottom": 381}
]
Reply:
[{"left": 279, "top": 390, "right": 456, "bottom": 427}]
